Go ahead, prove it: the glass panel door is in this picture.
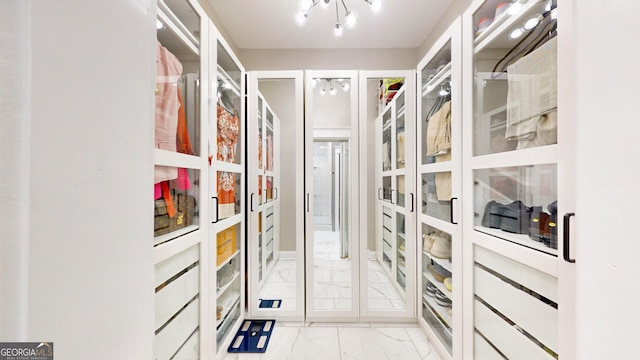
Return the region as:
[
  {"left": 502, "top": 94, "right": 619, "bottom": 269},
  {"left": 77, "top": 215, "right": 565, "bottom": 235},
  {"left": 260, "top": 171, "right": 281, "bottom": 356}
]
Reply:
[
  {"left": 359, "top": 71, "right": 415, "bottom": 321},
  {"left": 417, "top": 19, "right": 461, "bottom": 358},
  {"left": 465, "top": 0, "right": 560, "bottom": 358}
]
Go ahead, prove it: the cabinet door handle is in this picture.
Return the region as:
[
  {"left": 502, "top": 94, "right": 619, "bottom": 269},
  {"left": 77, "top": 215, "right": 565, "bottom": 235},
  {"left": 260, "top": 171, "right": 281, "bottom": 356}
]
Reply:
[
  {"left": 306, "top": 193, "right": 310, "bottom": 213},
  {"left": 410, "top": 193, "right": 414, "bottom": 213},
  {"left": 274, "top": 188, "right": 278, "bottom": 200},
  {"left": 563, "top": 212, "right": 576, "bottom": 263},
  {"left": 450, "top": 197, "right": 458, "bottom": 225},
  {"left": 390, "top": 190, "right": 395, "bottom": 205},
  {"left": 212, "top": 196, "right": 219, "bottom": 223},
  {"left": 378, "top": 188, "right": 382, "bottom": 200},
  {"left": 250, "top": 193, "right": 255, "bottom": 212}
]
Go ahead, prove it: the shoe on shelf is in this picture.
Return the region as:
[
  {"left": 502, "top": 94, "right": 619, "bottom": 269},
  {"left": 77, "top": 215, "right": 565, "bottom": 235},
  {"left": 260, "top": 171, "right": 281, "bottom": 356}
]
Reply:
[
  {"left": 425, "top": 282, "right": 437, "bottom": 297},
  {"left": 435, "top": 290, "right": 452, "bottom": 307},
  {"left": 430, "top": 234, "right": 452, "bottom": 259},
  {"left": 423, "top": 233, "right": 435, "bottom": 253},
  {"left": 444, "top": 277, "right": 452, "bottom": 292},
  {"left": 428, "top": 263, "right": 451, "bottom": 283}
]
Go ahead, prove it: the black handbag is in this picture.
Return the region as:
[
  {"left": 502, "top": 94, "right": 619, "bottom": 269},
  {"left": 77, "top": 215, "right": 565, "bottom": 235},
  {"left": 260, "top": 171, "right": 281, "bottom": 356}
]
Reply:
[
  {"left": 547, "top": 201, "right": 558, "bottom": 249},
  {"left": 481, "top": 200, "right": 506, "bottom": 229},
  {"left": 500, "top": 200, "right": 532, "bottom": 234},
  {"left": 529, "top": 206, "right": 551, "bottom": 243}
]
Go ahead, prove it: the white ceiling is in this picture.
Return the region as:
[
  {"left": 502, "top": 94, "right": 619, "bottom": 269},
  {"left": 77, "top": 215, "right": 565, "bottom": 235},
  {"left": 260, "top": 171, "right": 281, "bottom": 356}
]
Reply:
[{"left": 207, "top": 0, "right": 454, "bottom": 49}]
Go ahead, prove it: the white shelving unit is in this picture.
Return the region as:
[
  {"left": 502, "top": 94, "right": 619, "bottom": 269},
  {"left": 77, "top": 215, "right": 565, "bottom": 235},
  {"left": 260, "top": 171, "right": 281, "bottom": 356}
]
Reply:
[
  {"left": 153, "top": 0, "right": 208, "bottom": 359},
  {"left": 375, "top": 84, "right": 416, "bottom": 301},
  {"left": 462, "top": 0, "right": 565, "bottom": 359},
  {"left": 416, "top": 17, "right": 462, "bottom": 360},
  {"left": 211, "top": 29, "right": 246, "bottom": 357}
]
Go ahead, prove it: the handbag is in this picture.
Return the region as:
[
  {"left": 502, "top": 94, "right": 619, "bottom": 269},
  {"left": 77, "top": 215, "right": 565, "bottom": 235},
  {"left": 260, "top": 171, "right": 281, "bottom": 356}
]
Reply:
[
  {"left": 547, "top": 201, "right": 558, "bottom": 249},
  {"left": 500, "top": 200, "right": 532, "bottom": 234},
  {"left": 529, "top": 206, "right": 551, "bottom": 243},
  {"left": 481, "top": 200, "right": 506, "bottom": 229}
]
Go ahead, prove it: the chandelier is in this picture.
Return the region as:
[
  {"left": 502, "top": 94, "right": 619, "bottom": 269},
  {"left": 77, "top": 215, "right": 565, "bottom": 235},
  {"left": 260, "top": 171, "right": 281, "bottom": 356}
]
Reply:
[
  {"left": 295, "top": 0, "right": 382, "bottom": 37},
  {"left": 314, "top": 78, "right": 350, "bottom": 95}
]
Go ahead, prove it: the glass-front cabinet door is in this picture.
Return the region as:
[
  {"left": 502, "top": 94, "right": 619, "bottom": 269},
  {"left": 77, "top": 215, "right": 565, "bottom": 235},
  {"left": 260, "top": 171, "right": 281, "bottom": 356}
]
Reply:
[
  {"left": 416, "top": 19, "right": 461, "bottom": 360},
  {"left": 463, "top": 0, "right": 560, "bottom": 359},
  {"left": 368, "top": 70, "right": 416, "bottom": 320},
  {"left": 213, "top": 35, "right": 245, "bottom": 356},
  {"left": 154, "top": 0, "right": 205, "bottom": 358}
]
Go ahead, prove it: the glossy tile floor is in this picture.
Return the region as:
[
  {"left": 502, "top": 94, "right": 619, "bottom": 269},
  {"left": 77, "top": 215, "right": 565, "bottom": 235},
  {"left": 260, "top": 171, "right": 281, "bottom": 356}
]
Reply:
[
  {"left": 259, "top": 231, "right": 405, "bottom": 311},
  {"left": 222, "top": 323, "right": 443, "bottom": 360}
]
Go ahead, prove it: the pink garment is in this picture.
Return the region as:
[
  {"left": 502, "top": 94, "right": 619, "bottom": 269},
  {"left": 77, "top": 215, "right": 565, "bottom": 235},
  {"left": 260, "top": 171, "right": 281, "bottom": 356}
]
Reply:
[
  {"left": 154, "top": 41, "right": 183, "bottom": 183},
  {"left": 154, "top": 183, "right": 162, "bottom": 200},
  {"left": 176, "top": 168, "right": 191, "bottom": 191}
]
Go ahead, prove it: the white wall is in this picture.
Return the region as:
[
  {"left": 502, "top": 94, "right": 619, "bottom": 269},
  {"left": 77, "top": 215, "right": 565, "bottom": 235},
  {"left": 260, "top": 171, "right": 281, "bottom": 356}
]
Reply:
[
  {"left": 239, "top": 48, "right": 418, "bottom": 71},
  {"left": 1, "top": 0, "right": 155, "bottom": 358},
  {"left": 0, "top": 0, "right": 31, "bottom": 340},
  {"left": 574, "top": 1, "right": 640, "bottom": 358},
  {"left": 417, "top": 0, "right": 472, "bottom": 61}
]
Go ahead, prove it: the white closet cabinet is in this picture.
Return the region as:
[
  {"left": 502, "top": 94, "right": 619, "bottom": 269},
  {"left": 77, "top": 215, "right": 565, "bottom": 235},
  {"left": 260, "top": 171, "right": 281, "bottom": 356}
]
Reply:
[
  {"left": 416, "top": 19, "right": 462, "bottom": 360},
  {"left": 153, "top": 0, "right": 208, "bottom": 358},
  {"left": 375, "top": 83, "right": 416, "bottom": 311},
  {"left": 212, "top": 29, "right": 246, "bottom": 357},
  {"left": 247, "top": 82, "right": 281, "bottom": 294},
  {"left": 461, "top": 0, "right": 572, "bottom": 359}
]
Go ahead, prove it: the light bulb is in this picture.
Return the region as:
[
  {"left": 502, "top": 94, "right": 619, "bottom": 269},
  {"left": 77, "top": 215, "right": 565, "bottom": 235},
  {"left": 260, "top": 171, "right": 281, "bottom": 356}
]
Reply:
[
  {"left": 300, "top": 0, "right": 314, "bottom": 12},
  {"left": 156, "top": 19, "right": 164, "bottom": 30},
  {"left": 509, "top": 27, "right": 524, "bottom": 39},
  {"left": 370, "top": 0, "right": 382, "bottom": 12},
  {"left": 345, "top": 11, "right": 357, "bottom": 29},
  {"left": 313, "top": 78, "right": 319, "bottom": 87},
  {"left": 320, "top": 87, "right": 326, "bottom": 95},
  {"left": 320, "top": 0, "right": 330, "bottom": 9},
  {"left": 330, "top": 87, "right": 336, "bottom": 95},
  {"left": 523, "top": 14, "right": 542, "bottom": 30},
  {"left": 294, "top": 11, "right": 307, "bottom": 26},
  {"left": 545, "top": 0, "right": 552, "bottom": 11},
  {"left": 334, "top": 23, "right": 343, "bottom": 37},
  {"left": 438, "top": 85, "right": 450, "bottom": 96},
  {"left": 507, "top": 1, "right": 523, "bottom": 16},
  {"left": 551, "top": 8, "right": 558, "bottom": 20},
  {"left": 342, "top": 82, "right": 350, "bottom": 91}
]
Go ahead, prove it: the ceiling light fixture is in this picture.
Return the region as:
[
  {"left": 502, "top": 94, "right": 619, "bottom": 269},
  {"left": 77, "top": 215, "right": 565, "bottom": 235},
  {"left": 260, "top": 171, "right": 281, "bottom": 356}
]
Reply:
[
  {"left": 318, "top": 78, "right": 350, "bottom": 95},
  {"left": 523, "top": 14, "right": 543, "bottom": 30},
  {"left": 295, "top": 0, "right": 382, "bottom": 37},
  {"left": 509, "top": 27, "right": 524, "bottom": 39},
  {"left": 507, "top": 0, "right": 526, "bottom": 16}
]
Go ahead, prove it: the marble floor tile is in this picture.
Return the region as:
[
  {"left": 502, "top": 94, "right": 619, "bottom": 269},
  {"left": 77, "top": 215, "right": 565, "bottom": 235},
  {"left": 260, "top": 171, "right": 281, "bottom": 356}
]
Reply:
[
  {"left": 406, "top": 327, "right": 443, "bottom": 360},
  {"left": 338, "top": 327, "right": 423, "bottom": 360},
  {"left": 222, "top": 325, "right": 443, "bottom": 360}
]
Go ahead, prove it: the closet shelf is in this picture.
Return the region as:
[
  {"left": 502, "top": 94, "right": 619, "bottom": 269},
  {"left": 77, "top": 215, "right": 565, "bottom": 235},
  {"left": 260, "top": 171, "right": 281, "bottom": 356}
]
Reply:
[
  {"left": 153, "top": 224, "right": 199, "bottom": 247},
  {"left": 475, "top": 0, "right": 547, "bottom": 54},
  {"left": 423, "top": 62, "right": 452, "bottom": 96},
  {"left": 423, "top": 250, "right": 452, "bottom": 273},
  {"left": 217, "top": 65, "right": 241, "bottom": 97},
  {"left": 423, "top": 294, "right": 453, "bottom": 331},
  {"left": 474, "top": 226, "right": 558, "bottom": 256},
  {"left": 216, "top": 293, "right": 240, "bottom": 330},
  {"left": 423, "top": 271, "right": 451, "bottom": 300},
  {"left": 157, "top": 2, "right": 199, "bottom": 56},
  {"left": 216, "top": 271, "right": 240, "bottom": 299},
  {"left": 216, "top": 250, "right": 240, "bottom": 271}
]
